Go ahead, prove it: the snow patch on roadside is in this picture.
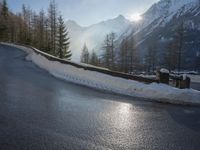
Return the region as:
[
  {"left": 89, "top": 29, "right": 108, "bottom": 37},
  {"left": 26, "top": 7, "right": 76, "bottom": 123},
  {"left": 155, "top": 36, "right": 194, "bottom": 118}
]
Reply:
[
  {"left": 188, "top": 75, "right": 200, "bottom": 83},
  {"left": 160, "top": 68, "right": 169, "bottom": 74},
  {"left": 3, "top": 43, "right": 200, "bottom": 106}
]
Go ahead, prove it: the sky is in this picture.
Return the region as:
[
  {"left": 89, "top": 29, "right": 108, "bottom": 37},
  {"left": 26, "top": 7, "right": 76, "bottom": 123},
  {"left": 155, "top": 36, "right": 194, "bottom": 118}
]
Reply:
[{"left": 7, "top": 0, "right": 159, "bottom": 26}]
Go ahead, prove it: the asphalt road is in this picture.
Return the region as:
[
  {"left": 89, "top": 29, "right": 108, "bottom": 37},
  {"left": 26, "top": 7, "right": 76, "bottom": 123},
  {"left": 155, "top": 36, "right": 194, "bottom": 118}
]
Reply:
[{"left": 0, "top": 44, "right": 200, "bottom": 150}]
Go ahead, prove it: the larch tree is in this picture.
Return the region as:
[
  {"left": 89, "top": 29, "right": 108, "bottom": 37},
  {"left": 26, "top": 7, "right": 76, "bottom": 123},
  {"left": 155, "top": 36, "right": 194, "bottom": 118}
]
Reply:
[
  {"left": 145, "top": 44, "right": 157, "bottom": 73},
  {"left": 176, "top": 22, "right": 185, "bottom": 74},
  {"left": 109, "top": 32, "right": 116, "bottom": 69},
  {"left": 0, "top": 0, "right": 9, "bottom": 41},
  {"left": 44, "top": 18, "right": 51, "bottom": 52},
  {"left": 165, "top": 22, "right": 185, "bottom": 73},
  {"left": 119, "top": 37, "right": 129, "bottom": 72},
  {"left": 128, "top": 37, "right": 138, "bottom": 73},
  {"left": 164, "top": 41, "right": 178, "bottom": 72},
  {"left": 195, "top": 51, "right": 200, "bottom": 71},
  {"left": 56, "top": 15, "right": 71, "bottom": 59},
  {"left": 101, "top": 34, "right": 110, "bottom": 68},
  {"left": 1, "top": 0, "right": 8, "bottom": 17},
  {"left": 0, "top": 0, "right": 73, "bottom": 60},
  {"left": 37, "top": 9, "right": 46, "bottom": 50},
  {"left": 22, "top": 4, "right": 32, "bottom": 44},
  {"left": 48, "top": 0, "right": 57, "bottom": 55}
]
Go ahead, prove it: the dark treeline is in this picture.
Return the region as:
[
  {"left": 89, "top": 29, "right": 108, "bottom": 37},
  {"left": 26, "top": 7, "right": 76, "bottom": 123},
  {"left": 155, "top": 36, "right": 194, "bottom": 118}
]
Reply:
[{"left": 0, "top": 0, "right": 71, "bottom": 59}]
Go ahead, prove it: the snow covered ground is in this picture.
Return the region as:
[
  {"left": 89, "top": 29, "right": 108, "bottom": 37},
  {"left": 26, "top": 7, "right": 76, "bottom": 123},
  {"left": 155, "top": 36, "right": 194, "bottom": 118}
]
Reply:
[
  {"left": 139, "top": 73, "right": 200, "bottom": 83},
  {"left": 3, "top": 43, "right": 200, "bottom": 106},
  {"left": 188, "top": 75, "right": 200, "bottom": 83}
]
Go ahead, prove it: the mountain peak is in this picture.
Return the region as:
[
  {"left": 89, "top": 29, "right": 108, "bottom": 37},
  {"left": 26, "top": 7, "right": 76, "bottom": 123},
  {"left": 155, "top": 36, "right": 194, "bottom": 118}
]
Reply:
[
  {"left": 116, "top": 14, "right": 126, "bottom": 20},
  {"left": 66, "top": 20, "right": 79, "bottom": 26},
  {"left": 141, "top": 0, "right": 199, "bottom": 28},
  {"left": 66, "top": 15, "right": 131, "bottom": 61}
]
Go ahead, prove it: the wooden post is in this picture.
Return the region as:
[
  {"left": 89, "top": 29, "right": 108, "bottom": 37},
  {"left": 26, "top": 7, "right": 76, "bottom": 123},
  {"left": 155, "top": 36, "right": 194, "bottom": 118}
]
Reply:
[{"left": 158, "top": 69, "right": 169, "bottom": 84}]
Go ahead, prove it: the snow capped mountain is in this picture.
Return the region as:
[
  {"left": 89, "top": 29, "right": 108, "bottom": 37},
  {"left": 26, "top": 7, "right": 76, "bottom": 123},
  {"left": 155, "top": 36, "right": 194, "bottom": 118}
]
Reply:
[
  {"left": 141, "top": 0, "right": 199, "bottom": 28},
  {"left": 118, "top": 0, "right": 200, "bottom": 70},
  {"left": 130, "top": 0, "right": 200, "bottom": 46},
  {"left": 66, "top": 15, "right": 132, "bottom": 61}
]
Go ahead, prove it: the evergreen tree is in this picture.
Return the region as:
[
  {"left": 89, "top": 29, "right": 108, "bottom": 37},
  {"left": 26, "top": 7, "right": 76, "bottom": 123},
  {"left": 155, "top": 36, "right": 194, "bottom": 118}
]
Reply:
[
  {"left": 56, "top": 15, "right": 71, "bottom": 59},
  {"left": 89, "top": 50, "right": 99, "bottom": 66},
  {"left": 80, "top": 44, "right": 90, "bottom": 64},
  {"left": 101, "top": 32, "right": 116, "bottom": 70}
]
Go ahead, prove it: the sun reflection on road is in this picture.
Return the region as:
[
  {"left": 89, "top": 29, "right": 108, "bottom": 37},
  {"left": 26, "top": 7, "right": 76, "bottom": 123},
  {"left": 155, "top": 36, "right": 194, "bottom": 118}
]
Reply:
[{"left": 115, "top": 103, "right": 134, "bottom": 129}]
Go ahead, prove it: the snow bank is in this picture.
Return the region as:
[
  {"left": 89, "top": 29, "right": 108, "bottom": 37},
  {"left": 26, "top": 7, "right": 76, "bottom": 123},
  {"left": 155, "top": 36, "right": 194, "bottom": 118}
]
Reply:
[
  {"left": 4, "top": 43, "right": 200, "bottom": 106},
  {"left": 160, "top": 68, "right": 169, "bottom": 74},
  {"left": 188, "top": 75, "right": 200, "bottom": 83}
]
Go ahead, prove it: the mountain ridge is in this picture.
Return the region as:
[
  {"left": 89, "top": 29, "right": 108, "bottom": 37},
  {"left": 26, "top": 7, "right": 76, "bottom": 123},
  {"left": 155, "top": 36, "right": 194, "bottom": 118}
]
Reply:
[{"left": 66, "top": 15, "right": 132, "bottom": 61}]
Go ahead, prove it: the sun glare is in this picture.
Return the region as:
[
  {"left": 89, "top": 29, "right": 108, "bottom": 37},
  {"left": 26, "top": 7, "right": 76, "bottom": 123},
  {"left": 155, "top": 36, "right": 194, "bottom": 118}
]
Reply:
[{"left": 130, "top": 13, "right": 142, "bottom": 22}]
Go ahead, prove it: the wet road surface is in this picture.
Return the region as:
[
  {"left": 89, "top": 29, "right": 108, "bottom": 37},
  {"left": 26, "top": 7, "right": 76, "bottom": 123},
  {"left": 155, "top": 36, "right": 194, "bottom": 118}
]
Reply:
[{"left": 0, "top": 44, "right": 200, "bottom": 150}]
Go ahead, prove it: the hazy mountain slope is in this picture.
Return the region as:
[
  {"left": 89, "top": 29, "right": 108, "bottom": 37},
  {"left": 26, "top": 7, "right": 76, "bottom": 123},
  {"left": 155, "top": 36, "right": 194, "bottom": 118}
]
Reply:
[{"left": 66, "top": 15, "right": 132, "bottom": 61}]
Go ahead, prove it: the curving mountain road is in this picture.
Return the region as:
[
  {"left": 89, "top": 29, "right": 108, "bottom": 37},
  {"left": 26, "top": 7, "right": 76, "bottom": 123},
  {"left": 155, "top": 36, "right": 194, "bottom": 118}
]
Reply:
[{"left": 0, "top": 44, "right": 200, "bottom": 150}]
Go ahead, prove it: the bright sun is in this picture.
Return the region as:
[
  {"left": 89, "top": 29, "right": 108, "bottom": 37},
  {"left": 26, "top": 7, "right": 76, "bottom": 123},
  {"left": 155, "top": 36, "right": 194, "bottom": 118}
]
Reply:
[{"left": 130, "top": 13, "right": 142, "bottom": 22}]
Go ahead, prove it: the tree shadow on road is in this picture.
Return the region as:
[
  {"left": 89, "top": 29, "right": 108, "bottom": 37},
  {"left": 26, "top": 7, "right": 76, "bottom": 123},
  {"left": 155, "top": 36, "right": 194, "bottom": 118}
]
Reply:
[{"left": 167, "top": 105, "right": 200, "bottom": 132}]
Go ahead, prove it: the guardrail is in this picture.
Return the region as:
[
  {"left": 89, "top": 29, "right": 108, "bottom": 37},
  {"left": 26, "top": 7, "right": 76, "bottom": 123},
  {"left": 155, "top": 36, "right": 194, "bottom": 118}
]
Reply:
[
  {"left": 4, "top": 43, "right": 159, "bottom": 84},
  {"left": 31, "top": 47, "right": 159, "bottom": 84}
]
